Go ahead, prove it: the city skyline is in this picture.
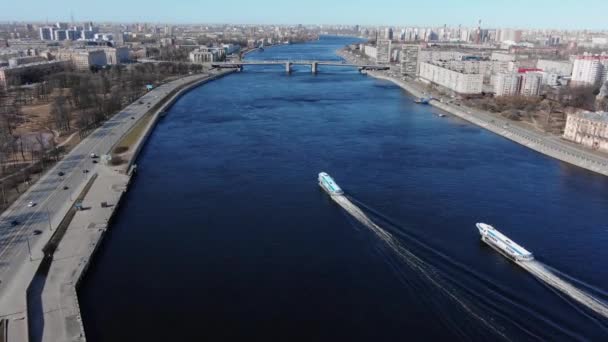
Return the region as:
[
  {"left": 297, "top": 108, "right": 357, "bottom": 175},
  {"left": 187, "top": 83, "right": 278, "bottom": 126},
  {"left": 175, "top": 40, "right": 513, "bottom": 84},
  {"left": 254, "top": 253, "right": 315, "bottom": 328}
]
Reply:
[{"left": 2, "top": 0, "right": 608, "bottom": 30}]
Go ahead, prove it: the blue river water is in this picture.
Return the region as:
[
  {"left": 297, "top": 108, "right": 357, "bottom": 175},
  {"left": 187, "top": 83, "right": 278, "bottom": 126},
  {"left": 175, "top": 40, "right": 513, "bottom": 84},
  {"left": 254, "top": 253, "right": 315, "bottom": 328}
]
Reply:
[{"left": 80, "top": 36, "right": 608, "bottom": 341}]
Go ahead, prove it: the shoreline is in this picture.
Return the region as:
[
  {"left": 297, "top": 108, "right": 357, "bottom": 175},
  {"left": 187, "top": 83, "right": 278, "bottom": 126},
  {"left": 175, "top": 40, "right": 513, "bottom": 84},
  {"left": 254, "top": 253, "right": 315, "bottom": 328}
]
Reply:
[
  {"left": 337, "top": 49, "right": 608, "bottom": 177},
  {"left": 10, "top": 70, "right": 235, "bottom": 342}
]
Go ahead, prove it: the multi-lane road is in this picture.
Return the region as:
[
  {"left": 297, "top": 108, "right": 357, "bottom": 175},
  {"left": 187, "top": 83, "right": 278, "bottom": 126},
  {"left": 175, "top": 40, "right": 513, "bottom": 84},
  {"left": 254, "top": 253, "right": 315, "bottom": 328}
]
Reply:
[{"left": 0, "top": 73, "right": 212, "bottom": 311}]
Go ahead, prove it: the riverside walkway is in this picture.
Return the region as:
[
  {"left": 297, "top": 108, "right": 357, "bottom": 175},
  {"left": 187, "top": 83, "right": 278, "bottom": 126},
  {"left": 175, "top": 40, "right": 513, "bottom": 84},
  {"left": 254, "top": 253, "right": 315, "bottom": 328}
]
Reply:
[{"left": 0, "top": 70, "right": 232, "bottom": 342}]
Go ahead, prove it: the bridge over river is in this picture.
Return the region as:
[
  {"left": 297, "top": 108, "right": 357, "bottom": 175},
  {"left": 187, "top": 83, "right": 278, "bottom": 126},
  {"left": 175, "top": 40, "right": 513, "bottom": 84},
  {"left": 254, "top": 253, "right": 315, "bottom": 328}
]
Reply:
[{"left": 211, "top": 60, "right": 389, "bottom": 74}]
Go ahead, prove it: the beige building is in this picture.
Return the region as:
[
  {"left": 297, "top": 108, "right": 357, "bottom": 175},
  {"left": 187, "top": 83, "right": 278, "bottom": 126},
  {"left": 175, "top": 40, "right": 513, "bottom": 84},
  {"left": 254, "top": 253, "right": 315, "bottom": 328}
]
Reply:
[
  {"left": 0, "top": 60, "right": 69, "bottom": 88},
  {"left": 563, "top": 111, "right": 608, "bottom": 152},
  {"left": 189, "top": 47, "right": 226, "bottom": 63},
  {"left": 91, "top": 47, "right": 130, "bottom": 65},
  {"left": 55, "top": 49, "right": 107, "bottom": 70},
  {"left": 8, "top": 56, "right": 46, "bottom": 67},
  {"left": 419, "top": 62, "right": 483, "bottom": 95}
]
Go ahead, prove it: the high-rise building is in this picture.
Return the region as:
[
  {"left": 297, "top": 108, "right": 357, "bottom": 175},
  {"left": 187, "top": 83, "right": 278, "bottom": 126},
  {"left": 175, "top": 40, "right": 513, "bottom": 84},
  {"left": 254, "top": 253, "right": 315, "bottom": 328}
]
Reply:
[
  {"left": 81, "top": 30, "right": 94, "bottom": 40},
  {"left": 498, "top": 29, "right": 523, "bottom": 43},
  {"left": 494, "top": 73, "right": 522, "bottom": 96},
  {"left": 400, "top": 44, "right": 420, "bottom": 77},
  {"left": 493, "top": 71, "right": 542, "bottom": 97},
  {"left": 66, "top": 30, "right": 79, "bottom": 41},
  {"left": 376, "top": 39, "right": 392, "bottom": 64},
  {"left": 53, "top": 30, "right": 67, "bottom": 41},
  {"left": 39, "top": 27, "right": 52, "bottom": 40},
  {"left": 520, "top": 72, "right": 542, "bottom": 96},
  {"left": 571, "top": 55, "right": 608, "bottom": 86},
  {"left": 384, "top": 27, "right": 393, "bottom": 40}
]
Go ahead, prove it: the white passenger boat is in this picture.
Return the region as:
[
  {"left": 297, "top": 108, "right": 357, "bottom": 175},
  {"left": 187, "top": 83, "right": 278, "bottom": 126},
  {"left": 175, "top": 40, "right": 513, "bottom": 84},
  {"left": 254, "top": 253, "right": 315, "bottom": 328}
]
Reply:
[
  {"left": 318, "top": 172, "right": 344, "bottom": 196},
  {"left": 476, "top": 223, "right": 534, "bottom": 262}
]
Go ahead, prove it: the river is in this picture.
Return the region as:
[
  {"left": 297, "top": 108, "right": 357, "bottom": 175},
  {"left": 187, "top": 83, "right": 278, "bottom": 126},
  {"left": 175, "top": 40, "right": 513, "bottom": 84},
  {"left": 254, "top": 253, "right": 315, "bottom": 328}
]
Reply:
[{"left": 79, "top": 36, "right": 608, "bottom": 341}]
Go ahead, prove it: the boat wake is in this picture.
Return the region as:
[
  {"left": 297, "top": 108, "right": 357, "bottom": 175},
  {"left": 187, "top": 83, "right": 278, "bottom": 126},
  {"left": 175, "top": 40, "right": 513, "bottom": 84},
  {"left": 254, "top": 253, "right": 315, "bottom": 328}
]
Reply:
[
  {"left": 331, "top": 195, "right": 510, "bottom": 340},
  {"left": 519, "top": 260, "right": 608, "bottom": 320},
  {"left": 338, "top": 194, "right": 608, "bottom": 339}
]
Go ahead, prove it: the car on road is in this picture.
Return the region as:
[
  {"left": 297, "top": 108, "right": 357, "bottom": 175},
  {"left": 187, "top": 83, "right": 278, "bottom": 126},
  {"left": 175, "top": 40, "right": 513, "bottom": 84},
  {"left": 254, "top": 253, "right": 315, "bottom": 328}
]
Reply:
[
  {"left": 90, "top": 153, "right": 98, "bottom": 158},
  {"left": 92, "top": 160, "right": 98, "bottom": 164},
  {"left": 83, "top": 169, "right": 89, "bottom": 174},
  {"left": 63, "top": 186, "right": 69, "bottom": 190},
  {"left": 10, "top": 220, "right": 19, "bottom": 226},
  {"left": 58, "top": 171, "right": 65, "bottom": 176},
  {"left": 27, "top": 201, "right": 36, "bottom": 207},
  {"left": 33, "top": 230, "right": 42, "bottom": 235}
]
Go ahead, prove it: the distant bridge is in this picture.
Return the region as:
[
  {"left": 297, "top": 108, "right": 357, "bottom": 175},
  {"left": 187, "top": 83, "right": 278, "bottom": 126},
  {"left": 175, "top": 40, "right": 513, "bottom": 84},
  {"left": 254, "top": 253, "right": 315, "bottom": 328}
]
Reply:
[{"left": 211, "top": 60, "right": 389, "bottom": 74}]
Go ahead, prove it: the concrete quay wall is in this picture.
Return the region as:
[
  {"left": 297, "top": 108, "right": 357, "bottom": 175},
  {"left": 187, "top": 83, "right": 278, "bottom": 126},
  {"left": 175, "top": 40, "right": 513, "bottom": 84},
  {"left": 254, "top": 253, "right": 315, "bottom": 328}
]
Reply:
[{"left": 21, "top": 70, "right": 234, "bottom": 342}]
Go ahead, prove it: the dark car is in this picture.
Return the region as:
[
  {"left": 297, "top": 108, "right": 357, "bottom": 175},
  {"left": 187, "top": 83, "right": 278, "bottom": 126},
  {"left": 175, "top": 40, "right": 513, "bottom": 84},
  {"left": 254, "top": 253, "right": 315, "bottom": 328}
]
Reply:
[
  {"left": 63, "top": 186, "right": 69, "bottom": 190},
  {"left": 83, "top": 169, "right": 89, "bottom": 174},
  {"left": 10, "top": 220, "right": 19, "bottom": 226},
  {"left": 58, "top": 171, "right": 65, "bottom": 176},
  {"left": 92, "top": 160, "right": 98, "bottom": 164},
  {"left": 33, "top": 230, "right": 42, "bottom": 235}
]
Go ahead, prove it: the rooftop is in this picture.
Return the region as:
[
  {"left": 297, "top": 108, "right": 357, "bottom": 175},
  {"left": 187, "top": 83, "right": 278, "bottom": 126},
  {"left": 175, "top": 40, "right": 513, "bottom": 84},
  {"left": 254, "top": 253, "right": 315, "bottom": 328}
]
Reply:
[
  {"left": 0, "top": 59, "right": 66, "bottom": 71},
  {"left": 572, "top": 111, "right": 608, "bottom": 123}
]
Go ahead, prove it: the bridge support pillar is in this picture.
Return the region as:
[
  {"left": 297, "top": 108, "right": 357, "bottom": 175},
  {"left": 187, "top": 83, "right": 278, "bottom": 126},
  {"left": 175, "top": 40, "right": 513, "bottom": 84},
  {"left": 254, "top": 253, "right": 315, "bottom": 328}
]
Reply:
[
  {"left": 285, "top": 62, "right": 292, "bottom": 74},
  {"left": 311, "top": 62, "right": 318, "bottom": 74}
]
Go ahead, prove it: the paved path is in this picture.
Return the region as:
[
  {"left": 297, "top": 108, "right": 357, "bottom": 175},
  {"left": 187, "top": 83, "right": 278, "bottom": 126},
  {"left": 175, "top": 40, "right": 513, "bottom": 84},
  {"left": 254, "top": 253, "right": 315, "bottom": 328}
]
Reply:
[
  {"left": 30, "top": 166, "right": 129, "bottom": 342},
  {"left": 0, "top": 71, "right": 220, "bottom": 341}
]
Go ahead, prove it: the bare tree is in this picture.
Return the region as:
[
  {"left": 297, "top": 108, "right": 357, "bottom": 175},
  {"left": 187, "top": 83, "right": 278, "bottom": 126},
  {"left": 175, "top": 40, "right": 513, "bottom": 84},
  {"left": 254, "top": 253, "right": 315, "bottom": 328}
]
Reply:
[{"left": 50, "top": 96, "right": 71, "bottom": 132}]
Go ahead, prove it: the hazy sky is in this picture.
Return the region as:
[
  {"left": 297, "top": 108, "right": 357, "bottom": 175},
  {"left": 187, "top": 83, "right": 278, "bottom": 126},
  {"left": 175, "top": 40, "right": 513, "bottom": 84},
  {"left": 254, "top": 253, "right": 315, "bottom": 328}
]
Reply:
[{"left": 2, "top": 0, "right": 606, "bottom": 29}]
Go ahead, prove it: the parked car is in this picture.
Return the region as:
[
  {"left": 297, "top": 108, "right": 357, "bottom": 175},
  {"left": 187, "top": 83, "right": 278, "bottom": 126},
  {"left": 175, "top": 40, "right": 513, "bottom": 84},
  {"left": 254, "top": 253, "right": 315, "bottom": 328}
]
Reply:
[
  {"left": 83, "top": 169, "right": 89, "bottom": 174},
  {"left": 58, "top": 171, "right": 65, "bottom": 176},
  {"left": 90, "top": 153, "right": 97, "bottom": 158},
  {"left": 33, "top": 230, "right": 42, "bottom": 235},
  {"left": 10, "top": 220, "right": 19, "bottom": 226},
  {"left": 92, "top": 160, "right": 98, "bottom": 164},
  {"left": 63, "top": 186, "right": 69, "bottom": 190},
  {"left": 27, "top": 201, "right": 36, "bottom": 207}
]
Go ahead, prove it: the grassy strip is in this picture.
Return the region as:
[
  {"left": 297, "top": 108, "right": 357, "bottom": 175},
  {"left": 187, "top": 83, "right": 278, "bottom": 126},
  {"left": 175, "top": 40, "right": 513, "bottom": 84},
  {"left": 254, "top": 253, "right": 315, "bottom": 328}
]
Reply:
[
  {"left": 113, "top": 113, "right": 155, "bottom": 153},
  {"left": 42, "top": 173, "right": 98, "bottom": 258}
]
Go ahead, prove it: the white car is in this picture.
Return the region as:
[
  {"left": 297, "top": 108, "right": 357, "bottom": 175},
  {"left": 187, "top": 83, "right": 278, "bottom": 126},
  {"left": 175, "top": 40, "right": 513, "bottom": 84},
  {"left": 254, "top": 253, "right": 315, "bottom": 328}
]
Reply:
[
  {"left": 90, "top": 153, "right": 97, "bottom": 158},
  {"left": 27, "top": 201, "right": 36, "bottom": 207}
]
